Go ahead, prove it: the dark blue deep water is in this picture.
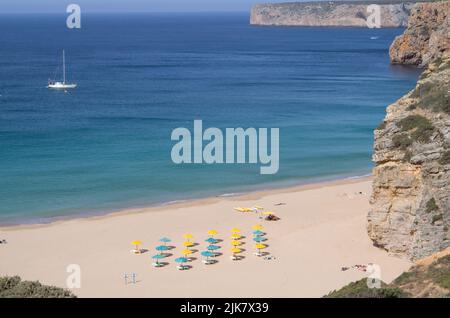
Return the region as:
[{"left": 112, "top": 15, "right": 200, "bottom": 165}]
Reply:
[{"left": 0, "top": 13, "right": 421, "bottom": 224}]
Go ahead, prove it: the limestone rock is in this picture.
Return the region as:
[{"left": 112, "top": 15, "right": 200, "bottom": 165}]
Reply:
[
  {"left": 368, "top": 54, "right": 450, "bottom": 260},
  {"left": 250, "top": 1, "right": 416, "bottom": 27},
  {"left": 389, "top": 1, "right": 450, "bottom": 66}
]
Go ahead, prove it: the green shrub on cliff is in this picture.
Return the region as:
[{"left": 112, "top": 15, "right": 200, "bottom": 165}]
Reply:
[
  {"left": 392, "top": 133, "right": 413, "bottom": 149},
  {"left": 426, "top": 198, "right": 439, "bottom": 213},
  {"left": 324, "top": 279, "right": 406, "bottom": 298},
  {"left": 325, "top": 253, "right": 450, "bottom": 298},
  {"left": 432, "top": 214, "right": 443, "bottom": 225},
  {"left": 398, "top": 115, "right": 435, "bottom": 143},
  {"left": 0, "top": 276, "right": 76, "bottom": 298},
  {"left": 440, "top": 151, "right": 450, "bottom": 165}
]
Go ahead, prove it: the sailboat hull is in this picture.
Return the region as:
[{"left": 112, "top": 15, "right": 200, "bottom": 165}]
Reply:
[{"left": 47, "top": 82, "right": 77, "bottom": 89}]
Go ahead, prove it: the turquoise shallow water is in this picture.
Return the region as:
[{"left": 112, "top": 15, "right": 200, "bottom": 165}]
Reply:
[{"left": 0, "top": 13, "right": 421, "bottom": 224}]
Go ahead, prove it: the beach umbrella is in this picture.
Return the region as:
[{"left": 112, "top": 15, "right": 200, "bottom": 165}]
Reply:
[
  {"left": 175, "top": 257, "right": 188, "bottom": 268},
  {"left": 155, "top": 245, "right": 169, "bottom": 253},
  {"left": 201, "top": 251, "right": 214, "bottom": 257},
  {"left": 255, "top": 243, "right": 266, "bottom": 256},
  {"left": 131, "top": 240, "right": 142, "bottom": 253},
  {"left": 263, "top": 211, "right": 274, "bottom": 215},
  {"left": 231, "top": 228, "right": 241, "bottom": 233},
  {"left": 230, "top": 240, "right": 241, "bottom": 246},
  {"left": 152, "top": 254, "right": 165, "bottom": 265},
  {"left": 253, "top": 236, "right": 265, "bottom": 242},
  {"left": 243, "top": 207, "right": 253, "bottom": 212},
  {"left": 181, "top": 249, "right": 193, "bottom": 256},
  {"left": 201, "top": 251, "right": 214, "bottom": 263},
  {"left": 205, "top": 237, "right": 218, "bottom": 244},
  {"left": 253, "top": 230, "right": 264, "bottom": 236},
  {"left": 230, "top": 233, "right": 241, "bottom": 239},
  {"left": 207, "top": 244, "right": 220, "bottom": 256},
  {"left": 230, "top": 247, "right": 242, "bottom": 260},
  {"left": 159, "top": 237, "right": 171, "bottom": 245},
  {"left": 183, "top": 233, "right": 193, "bottom": 241},
  {"left": 252, "top": 224, "right": 263, "bottom": 230},
  {"left": 207, "top": 230, "right": 218, "bottom": 237},
  {"left": 234, "top": 207, "right": 245, "bottom": 212},
  {"left": 183, "top": 241, "right": 194, "bottom": 248}
]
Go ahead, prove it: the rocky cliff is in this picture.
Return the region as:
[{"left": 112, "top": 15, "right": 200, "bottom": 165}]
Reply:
[
  {"left": 250, "top": 1, "right": 418, "bottom": 27},
  {"left": 390, "top": 1, "right": 450, "bottom": 66},
  {"left": 368, "top": 1, "right": 450, "bottom": 260}
]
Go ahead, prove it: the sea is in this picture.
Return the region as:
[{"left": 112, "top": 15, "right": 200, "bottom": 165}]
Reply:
[{"left": 0, "top": 12, "right": 422, "bottom": 224}]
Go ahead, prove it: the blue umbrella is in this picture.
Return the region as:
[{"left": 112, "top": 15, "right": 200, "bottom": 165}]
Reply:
[
  {"left": 253, "top": 230, "right": 264, "bottom": 236},
  {"left": 159, "top": 237, "right": 171, "bottom": 245},
  {"left": 156, "top": 245, "right": 169, "bottom": 252},
  {"left": 152, "top": 254, "right": 165, "bottom": 265},
  {"left": 253, "top": 236, "right": 265, "bottom": 242},
  {"left": 207, "top": 245, "right": 221, "bottom": 251},
  {"left": 175, "top": 257, "right": 188, "bottom": 269},
  {"left": 201, "top": 251, "right": 214, "bottom": 262},
  {"left": 201, "top": 251, "right": 214, "bottom": 257},
  {"left": 205, "top": 237, "right": 218, "bottom": 244}
]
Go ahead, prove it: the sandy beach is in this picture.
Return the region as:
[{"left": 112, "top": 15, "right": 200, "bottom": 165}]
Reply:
[{"left": 0, "top": 177, "right": 412, "bottom": 297}]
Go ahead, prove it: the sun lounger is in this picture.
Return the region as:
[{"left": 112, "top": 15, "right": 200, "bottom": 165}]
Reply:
[
  {"left": 177, "top": 265, "right": 188, "bottom": 270},
  {"left": 131, "top": 249, "right": 142, "bottom": 254}
]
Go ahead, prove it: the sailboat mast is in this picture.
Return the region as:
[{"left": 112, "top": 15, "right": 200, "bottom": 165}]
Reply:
[{"left": 63, "top": 50, "right": 66, "bottom": 84}]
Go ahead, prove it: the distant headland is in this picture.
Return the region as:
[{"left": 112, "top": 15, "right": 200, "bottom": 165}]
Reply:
[{"left": 250, "top": 0, "right": 438, "bottom": 27}]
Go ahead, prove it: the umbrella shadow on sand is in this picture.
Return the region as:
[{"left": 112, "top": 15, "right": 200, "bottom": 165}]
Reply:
[{"left": 158, "top": 262, "right": 170, "bottom": 267}]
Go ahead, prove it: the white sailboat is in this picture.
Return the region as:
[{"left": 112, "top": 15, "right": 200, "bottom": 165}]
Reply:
[{"left": 47, "top": 50, "right": 77, "bottom": 89}]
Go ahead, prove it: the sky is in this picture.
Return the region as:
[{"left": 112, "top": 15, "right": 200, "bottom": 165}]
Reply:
[{"left": 0, "top": 0, "right": 297, "bottom": 13}]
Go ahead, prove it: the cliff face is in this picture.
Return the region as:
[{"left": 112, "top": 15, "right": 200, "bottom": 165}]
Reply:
[
  {"left": 250, "top": 1, "right": 415, "bottom": 27},
  {"left": 390, "top": 1, "right": 450, "bottom": 66},
  {"left": 368, "top": 3, "right": 450, "bottom": 260}
]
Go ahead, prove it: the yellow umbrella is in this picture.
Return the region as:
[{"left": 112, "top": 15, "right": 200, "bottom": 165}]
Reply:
[
  {"left": 230, "top": 240, "right": 241, "bottom": 246},
  {"left": 181, "top": 249, "right": 193, "bottom": 256},
  {"left": 131, "top": 240, "right": 142, "bottom": 252},
  {"left": 183, "top": 233, "right": 193, "bottom": 241},
  {"left": 254, "top": 205, "right": 264, "bottom": 210},
  {"left": 230, "top": 247, "right": 242, "bottom": 254},
  {"left": 230, "top": 233, "right": 241, "bottom": 239},
  {"left": 234, "top": 207, "right": 245, "bottom": 212},
  {"left": 183, "top": 241, "right": 194, "bottom": 247},
  {"left": 263, "top": 211, "right": 274, "bottom": 215},
  {"left": 207, "top": 230, "right": 218, "bottom": 236},
  {"left": 243, "top": 207, "right": 253, "bottom": 212},
  {"left": 255, "top": 243, "right": 266, "bottom": 256},
  {"left": 231, "top": 228, "right": 241, "bottom": 233},
  {"left": 252, "top": 224, "right": 263, "bottom": 230}
]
